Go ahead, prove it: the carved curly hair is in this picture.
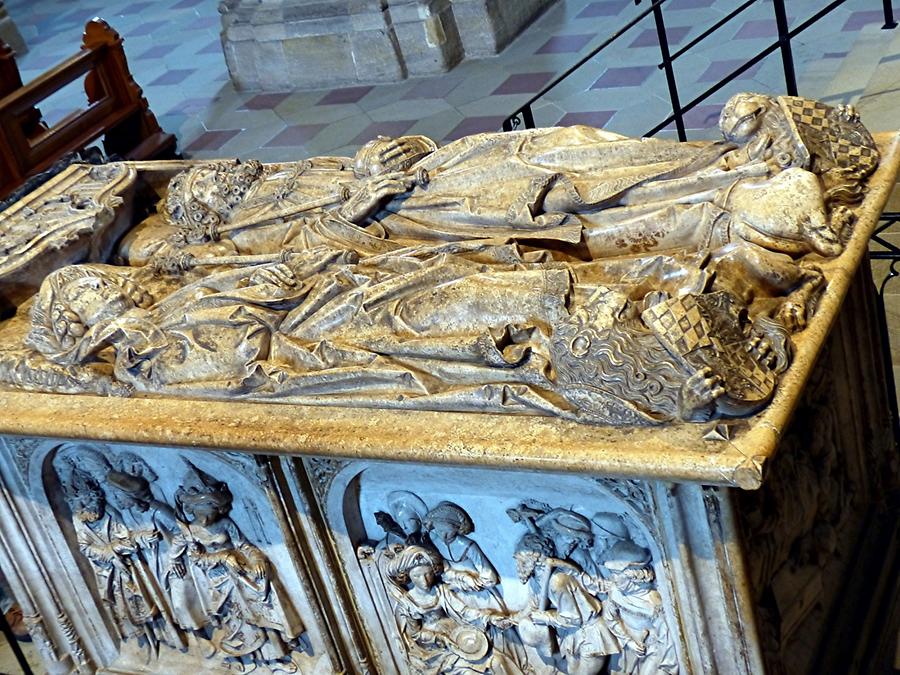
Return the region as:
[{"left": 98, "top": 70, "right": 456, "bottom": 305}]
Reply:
[{"left": 164, "top": 159, "right": 264, "bottom": 244}]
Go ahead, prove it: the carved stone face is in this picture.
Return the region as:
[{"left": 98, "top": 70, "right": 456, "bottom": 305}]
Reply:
[
  {"left": 720, "top": 93, "right": 772, "bottom": 144},
  {"left": 556, "top": 534, "right": 580, "bottom": 559},
  {"left": 394, "top": 507, "right": 421, "bottom": 536},
  {"left": 77, "top": 490, "right": 105, "bottom": 523},
  {"left": 60, "top": 275, "right": 136, "bottom": 328},
  {"left": 409, "top": 564, "right": 436, "bottom": 591},
  {"left": 429, "top": 520, "right": 458, "bottom": 543},
  {"left": 187, "top": 501, "right": 223, "bottom": 527}
]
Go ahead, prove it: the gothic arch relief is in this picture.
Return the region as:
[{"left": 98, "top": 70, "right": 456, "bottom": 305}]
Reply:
[{"left": 318, "top": 461, "right": 684, "bottom": 675}]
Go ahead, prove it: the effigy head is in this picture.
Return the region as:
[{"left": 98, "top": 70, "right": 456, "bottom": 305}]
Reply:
[
  {"left": 25, "top": 265, "right": 152, "bottom": 364},
  {"left": 164, "top": 159, "right": 264, "bottom": 244},
  {"left": 720, "top": 93, "right": 777, "bottom": 144},
  {"left": 423, "top": 501, "right": 474, "bottom": 541}
]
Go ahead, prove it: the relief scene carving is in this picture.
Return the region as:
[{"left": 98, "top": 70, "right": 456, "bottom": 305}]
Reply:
[
  {"left": 51, "top": 444, "right": 311, "bottom": 673},
  {"left": 0, "top": 93, "right": 881, "bottom": 426},
  {"left": 356, "top": 487, "right": 678, "bottom": 674}
]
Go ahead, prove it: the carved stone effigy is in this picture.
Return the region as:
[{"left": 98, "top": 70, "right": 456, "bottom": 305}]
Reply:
[{"left": 0, "top": 93, "right": 897, "bottom": 674}]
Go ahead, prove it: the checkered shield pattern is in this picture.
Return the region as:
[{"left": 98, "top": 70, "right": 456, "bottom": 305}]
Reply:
[
  {"left": 641, "top": 296, "right": 713, "bottom": 356},
  {"left": 710, "top": 333, "right": 777, "bottom": 399},
  {"left": 781, "top": 96, "right": 878, "bottom": 175}
]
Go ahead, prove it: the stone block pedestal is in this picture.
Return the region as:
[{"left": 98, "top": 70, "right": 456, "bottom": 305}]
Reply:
[{"left": 219, "top": 0, "right": 555, "bottom": 90}]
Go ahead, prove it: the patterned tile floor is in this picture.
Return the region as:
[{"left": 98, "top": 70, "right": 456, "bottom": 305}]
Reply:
[{"left": 5, "top": 0, "right": 900, "bottom": 163}]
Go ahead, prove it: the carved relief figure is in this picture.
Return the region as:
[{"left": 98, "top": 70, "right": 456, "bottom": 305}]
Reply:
[
  {"left": 587, "top": 514, "right": 677, "bottom": 675},
  {"left": 374, "top": 490, "right": 432, "bottom": 555},
  {"left": 513, "top": 533, "right": 620, "bottom": 674},
  {"left": 385, "top": 545, "right": 523, "bottom": 674},
  {"left": 104, "top": 455, "right": 207, "bottom": 638},
  {"left": 170, "top": 460, "right": 306, "bottom": 672},
  {"left": 506, "top": 501, "right": 679, "bottom": 675},
  {"left": 360, "top": 492, "right": 528, "bottom": 674},
  {"left": 360, "top": 490, "right": 681, "bottom": 674},
  {"left": 0, "top": 93, "right": 880, "bottom": 429},
  {"left": 57, "top": 458, "right": 181, "bottom": 656},
  {"left": 51, "top": 445, "right": 312, "bottom": 673}
]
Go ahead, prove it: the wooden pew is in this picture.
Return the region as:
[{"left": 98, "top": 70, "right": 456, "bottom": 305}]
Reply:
[{"left": 0, "top": 18, "right": 177, "bottom": 199}]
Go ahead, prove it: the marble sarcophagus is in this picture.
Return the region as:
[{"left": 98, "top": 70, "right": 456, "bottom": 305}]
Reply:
[{"left": 0, "top": 93, "right": 897, "bottom": 675}]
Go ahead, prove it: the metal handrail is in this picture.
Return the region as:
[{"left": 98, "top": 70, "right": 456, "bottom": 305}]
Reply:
[
  {"left": 502, "top": 0, "right": 672, "bottom": 131},
  {"left": 501, "top": 0, "right": 898, "bottom": 140},
  {"left": 662, "top": 0, "right": 757, "bottom": 66},
  {"left": 645, "top": 0, "right": 852, "bottom": 137}
]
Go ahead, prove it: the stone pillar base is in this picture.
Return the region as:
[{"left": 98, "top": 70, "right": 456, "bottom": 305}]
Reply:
[
  {"left": 220, "top": 0, "right": 556, "bottom": 91},
  {"left": 452, "top": 0, "right": 556, "bottom": 56}
]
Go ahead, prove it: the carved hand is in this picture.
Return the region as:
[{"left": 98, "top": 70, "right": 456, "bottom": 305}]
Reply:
[
  {"left": 248, "top": 263, "right": 297, "bottom": 289},
  {"left": 171, "top": 560, "right": 187, "bottom": 578},
  {"left": 746, "top": 335, "right": 775, "bottom": 370},
  {"left": 250, "top": 559, "right": 266, "bottom": 579},
  {"left": 376, "top": 138, "right": 424, "bottom": 172},
  {"left": 530, "top": 610, "right": 551, "bottom": 626},
  {"left": 338, "top": 172, "right": 418, "bottom": 224},
  {"left": 488, "top": 612, "right": 513, "bottom": 630},
  {"left": 679, "top": 367, "right": 725, "bottom": 421},
  {"left": 835, "top": 103, "right": 860, "bottom": 123}
]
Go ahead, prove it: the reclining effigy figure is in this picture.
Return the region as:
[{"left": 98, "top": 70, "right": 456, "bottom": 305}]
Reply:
[{"left": 0, "top": 93, "right": 880, "bottom": 426}]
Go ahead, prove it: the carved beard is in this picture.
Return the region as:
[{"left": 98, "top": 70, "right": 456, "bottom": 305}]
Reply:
[{"left": 515, "top": 554, "right": 538, "bottom": 583}]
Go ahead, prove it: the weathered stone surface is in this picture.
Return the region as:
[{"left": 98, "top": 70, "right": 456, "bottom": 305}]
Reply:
[{"left": 0, "top": 98, "right": 897, "bottom": 675}]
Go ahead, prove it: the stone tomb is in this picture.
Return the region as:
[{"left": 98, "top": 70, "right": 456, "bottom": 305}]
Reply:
[{"left": 0, "top": 95, "right": 897, "bottom": 673}]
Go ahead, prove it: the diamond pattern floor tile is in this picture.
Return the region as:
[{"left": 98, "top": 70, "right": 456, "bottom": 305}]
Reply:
[
  {"left": 185, "top": 128, "right": 242, "bottom": 152},
  {"left": 264, "top": 124, "right": 328, "bottom": 147},
  {"left": 5, "top": 0, "right": 898, "bottom": 163}
]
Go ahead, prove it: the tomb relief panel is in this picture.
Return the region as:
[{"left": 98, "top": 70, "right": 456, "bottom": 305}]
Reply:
[
  {"left": 26, "top": 441, "right": 339, "bottom": 674},
  {"left": 320, "top": 462, "right": 683, "bottom": 674}
]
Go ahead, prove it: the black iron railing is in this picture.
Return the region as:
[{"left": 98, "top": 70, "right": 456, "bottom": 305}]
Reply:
[
  {"left": 502, "top": 0, "right": 898, "bottom": 139},
  {"left": 868, "top": 212, "right": 900, "bottom": 441}
]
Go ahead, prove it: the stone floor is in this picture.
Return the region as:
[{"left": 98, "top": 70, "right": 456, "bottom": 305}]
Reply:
[{"left": 1, "top": 0, "right": 900, "bottom": 670}]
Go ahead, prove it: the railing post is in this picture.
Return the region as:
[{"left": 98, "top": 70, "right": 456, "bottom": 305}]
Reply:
[
  {"left": 772, "top": 0, "right": 798, "bottom": 95},
  {"left": 649, "top": 1, "right": 685, "bottom": 141},
  {"left": 502, "top": 105, "right": 535, "bottom": 131},
  {"left": 884, "top": 0, "right": 898, "bottom": 29}
]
